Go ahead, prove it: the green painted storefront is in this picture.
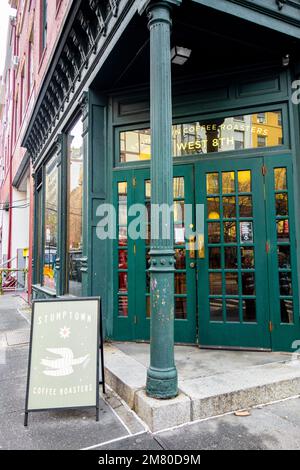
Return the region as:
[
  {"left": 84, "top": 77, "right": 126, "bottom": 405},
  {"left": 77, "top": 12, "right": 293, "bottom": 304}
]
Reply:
[
  {"left": 24, "top": 1, "right": 300, "bottom": 362},
  {"left": 109, "top": 71, "right": 300, "bottom": 352}
]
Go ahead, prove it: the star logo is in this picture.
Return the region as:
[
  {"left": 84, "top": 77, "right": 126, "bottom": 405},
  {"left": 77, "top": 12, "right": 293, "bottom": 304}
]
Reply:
[{"left": 59, "top": 326, "right": 71, "bottom": 340}]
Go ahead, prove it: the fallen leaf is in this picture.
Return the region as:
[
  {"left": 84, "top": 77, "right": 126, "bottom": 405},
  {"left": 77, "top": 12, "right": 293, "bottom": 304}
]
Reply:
[{"left": 234, "top": 410, "right": 251, "bottom": 417}]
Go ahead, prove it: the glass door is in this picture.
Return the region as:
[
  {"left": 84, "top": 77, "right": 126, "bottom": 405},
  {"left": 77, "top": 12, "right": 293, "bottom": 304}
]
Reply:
[
  {"left": 113, "top": 165, "right": 197, "bottom": 343},
  {"left": 265, "top": 155, "right": 299, "bottom": 351},
  {"left": 195, "top": 158, "right": 271, "bottom": 349},
  {"left": 113, "top": 156, "right": 299, "bottom": 351},
  {"left": 113, "top": 170, "right": 136, "bottom": 340},
  {"left": 134, "top": 165, "right": 197, "bottom": 343}
]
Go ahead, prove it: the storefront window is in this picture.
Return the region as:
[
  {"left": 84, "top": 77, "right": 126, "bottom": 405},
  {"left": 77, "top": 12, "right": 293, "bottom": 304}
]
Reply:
[
  {"left": 119, "top": 110, "right": 284, "bottom": 162},
  {"left": 43, "top": 155, "right": 58, "bottom": 290},
  {"left": 36, "top": 188, "right": 43, "bottom": 283},
  {"left": 67, "top": 117, "right": 83, "bottom": 296}
]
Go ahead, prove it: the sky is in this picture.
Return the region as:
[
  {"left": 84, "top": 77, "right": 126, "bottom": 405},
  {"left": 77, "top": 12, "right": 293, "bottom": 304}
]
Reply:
[{"left": 0, "top": 1, "right": 16, "bottom": 76}]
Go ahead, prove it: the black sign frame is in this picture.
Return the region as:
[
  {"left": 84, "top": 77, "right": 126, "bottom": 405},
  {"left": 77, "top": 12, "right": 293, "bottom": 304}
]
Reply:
[{"left": 24, "top": 297, "right": 105, "bottom": 427}]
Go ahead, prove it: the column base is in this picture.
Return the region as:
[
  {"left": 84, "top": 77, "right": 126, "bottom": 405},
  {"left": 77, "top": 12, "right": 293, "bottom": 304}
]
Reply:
[{"left": 146, "top": 366, "right": 178, "bottom": 399}]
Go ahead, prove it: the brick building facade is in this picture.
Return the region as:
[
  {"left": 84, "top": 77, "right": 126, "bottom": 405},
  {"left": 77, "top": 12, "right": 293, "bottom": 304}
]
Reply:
[{"left": 0, "top": 0, "right": 71, "bottom": 299}]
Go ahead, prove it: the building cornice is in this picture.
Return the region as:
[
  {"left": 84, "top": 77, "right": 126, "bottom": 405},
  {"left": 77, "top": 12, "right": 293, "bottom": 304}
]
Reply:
[{"left": 12, "top": 151, "right": 30, "bottom": 189}]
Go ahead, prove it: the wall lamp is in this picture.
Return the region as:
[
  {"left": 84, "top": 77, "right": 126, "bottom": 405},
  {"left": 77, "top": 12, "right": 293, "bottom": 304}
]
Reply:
[
  {"left": 171, "top": 46, "right": 192, "bottom": 65},
  {"left": 282, "top": 54, "right": 290, "bottom": 67}
]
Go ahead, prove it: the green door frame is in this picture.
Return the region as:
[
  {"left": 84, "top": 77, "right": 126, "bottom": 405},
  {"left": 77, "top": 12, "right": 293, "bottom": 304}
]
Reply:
[
  {"left": 112, "top": 154, "right": 300, "bottom": 351},
  {"left": 264, "top": 154, "right": 300, "bottom": 351},
  {"left": 113, "top": 169, "right": 136, "bottom": 340},
  {"left": 196, "top": 157, "right": 271, "bottom": 349},
  {"left": 113, "top": 165, "right": 197, "bottom": 343}
]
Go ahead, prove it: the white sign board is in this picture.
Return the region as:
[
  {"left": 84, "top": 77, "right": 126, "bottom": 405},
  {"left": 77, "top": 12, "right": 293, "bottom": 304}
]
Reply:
[{"left": 25, "top": 298, "right": 102, "bottom": 425}]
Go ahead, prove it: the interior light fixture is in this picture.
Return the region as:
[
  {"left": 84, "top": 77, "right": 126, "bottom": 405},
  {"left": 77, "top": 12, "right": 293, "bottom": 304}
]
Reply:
[
  {"left": 171, "top": 46, "right": 192, "bottom": 65},
  {"left": 282, "top": 54, "right": 290, "bottom": 67}
]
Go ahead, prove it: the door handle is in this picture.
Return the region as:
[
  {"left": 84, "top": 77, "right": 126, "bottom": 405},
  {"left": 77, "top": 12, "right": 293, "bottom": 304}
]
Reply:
[
  {"left": 188, "top": 235, "right": 196, "bottom": 259},
  {"left": 190, "top": 262, "right": 196, "bottom": 269},
  {"left": 198, "top": 234, "right": 205, "bottom": 259}
]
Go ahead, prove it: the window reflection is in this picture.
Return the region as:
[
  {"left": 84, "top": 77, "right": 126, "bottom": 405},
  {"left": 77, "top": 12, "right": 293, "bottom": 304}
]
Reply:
[
  {"left": 242, "top": 273, "right": 255, "bottom": 296},
  {"left": 119, "top": 250, "right": 128, "bottom": 269},
  {"left": 36, "top": 187, "right": 43, "bottom": 283},
  {"left": 274, "top": 168, "right": 287, "bottom": 191},
  {"left": 207, "top": 173, "right": 219, "bottom": 194},
  {"left": 241, "top": 247, "right": 255, "bottom": 268},
  {"left": 239, "top": 196, "right": 253, "bottom": 218},
  {"left": 210, "top": 273, "right": 222, "bottom": 295},
  {"left": 277, "top": 220, "right": 289, "bottom": 241},
  {"left": 225, "top": 247, "right": 238, "bottom": 269},
  {"left": 67, "top": 118, "right": 83, "bottom": 296},
  {"left": 208, "top": 222, "right": 221, "bottom": 244},
  {"left": 173, "top": 178, "right": 184, "bottom": 198},
  {"left": 222, "top": 172, "right": 235, "bottom": 194},
  {"left": 279, "top": 271, "right": 292, "bottom": 296},
  {"left": 226, "top": 299, "right": 240, "bottom": 322},
  {"left": 275, "top": 193, "right": 288, "bottom": 216},
  {"left": 210, "top": 299, "right": 223, "bottom": 322},
  {"left": 223, "top": 196, "right": 236, "bottom": 219},
  {"left": 224, "top": 222, "right": 237, "bottom": 243},
  {"left": 238, "top": 171, "right": 251, "bottom": 193},
  {"left": 175, "top": 297, "right": 187, "bottom": 320},
  {"left": 226, "top": 273, "right": 239, "bottom": 295},
  {"left": 175, "top": 249, "right": 186, "bottom": 269},
  {"left": 243, "top": 299, "right": 256, "bottom": 323},
  {"left": 277, "top": 246, "right": 290, "bottom": 269},
  {"left": 43, "top": 156, "right": 58, "bottom": 290},
  {"left": 118, "top": 296, "right": 128, "bottom": 317},
  {"left": 120, "top": 129, "right": 151, "bottom": 162},
  {"left": 209, "top": 247, "right": 221, "bottom": 269},
  {"left": 207, "top": 197, "right": 220, "bottom": 220},
  {"left": 175, "top": 273, "right": 186, "bottom": 294},
  {"left": 120, "top": 111, "right": 284, "bottom": 162},
  {"left": 280, "top": 299, "right": 293, "bottom": 324}
]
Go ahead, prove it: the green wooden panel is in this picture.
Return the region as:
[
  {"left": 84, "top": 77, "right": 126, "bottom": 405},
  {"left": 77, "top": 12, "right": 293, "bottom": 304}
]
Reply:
[
  {"left": 111, "top": 70, "right": 289, "bottom": 128},
  {"left": 87, "top": 92, "right": 110, "bottom": 335}
]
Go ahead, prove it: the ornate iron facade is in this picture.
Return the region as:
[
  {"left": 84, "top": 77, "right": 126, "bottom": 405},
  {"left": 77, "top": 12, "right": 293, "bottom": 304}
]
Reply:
[
  {"left": 25, "top": 0, "right": 121, "bottom": 164},
  {"left": 24, "top": 0, "right": 300, "bottom": 165}
]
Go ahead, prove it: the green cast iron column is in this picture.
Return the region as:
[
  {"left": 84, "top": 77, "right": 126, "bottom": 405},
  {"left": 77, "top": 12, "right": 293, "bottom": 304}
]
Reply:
[
  {"left": 146, "top": 1, "right": 178, "bottom": 399},
  {"left": 80, "top": 92, "right": 90, "bottom": 297}
]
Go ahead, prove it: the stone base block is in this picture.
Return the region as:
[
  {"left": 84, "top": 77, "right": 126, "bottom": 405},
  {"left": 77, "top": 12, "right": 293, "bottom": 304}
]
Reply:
[{"left": 134, "top": 390, "right": 191, "bottom": 432}]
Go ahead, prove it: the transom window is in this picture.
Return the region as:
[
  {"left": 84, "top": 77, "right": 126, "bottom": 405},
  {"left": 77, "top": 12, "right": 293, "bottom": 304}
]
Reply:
[{"left": 119, "top": 110, "right": 284, "bottom": 163}]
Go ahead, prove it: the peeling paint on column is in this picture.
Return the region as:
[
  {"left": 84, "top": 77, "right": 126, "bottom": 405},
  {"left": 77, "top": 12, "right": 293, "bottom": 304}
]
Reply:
[{"left": 151, "top": 277, "right": 158, "bottom": 291}]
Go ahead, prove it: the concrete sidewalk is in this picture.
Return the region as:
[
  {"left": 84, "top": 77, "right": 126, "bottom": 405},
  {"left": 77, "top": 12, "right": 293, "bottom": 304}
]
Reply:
[
  {"left": 0, "top": 294, "right": 144, "bottom": 450},
  {"left": 98, "top": 397, "right": 300, "bottom": 450},
  {"left": 2, "top": 294, "right": 300, "bottom": 450},
  {"left": 104, "top": 342, "right": 300, "bottom": 432}
]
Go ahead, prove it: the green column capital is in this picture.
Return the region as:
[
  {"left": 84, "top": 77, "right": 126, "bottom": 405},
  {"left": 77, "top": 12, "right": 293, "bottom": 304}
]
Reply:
[{"left": 138, "top": 0, "right": 182, "bottom": 16}]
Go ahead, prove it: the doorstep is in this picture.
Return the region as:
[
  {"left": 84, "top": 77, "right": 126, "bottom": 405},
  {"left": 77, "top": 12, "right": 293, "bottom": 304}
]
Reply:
[{"left": 104, "top": 343, "right": 300, "bottom": 432}]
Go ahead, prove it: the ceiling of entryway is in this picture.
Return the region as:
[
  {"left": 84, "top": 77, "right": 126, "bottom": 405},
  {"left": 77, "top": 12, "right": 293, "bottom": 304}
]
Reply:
[{"left": 91, "top": 1, "right": 300, "bottom": 92}]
